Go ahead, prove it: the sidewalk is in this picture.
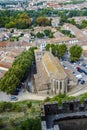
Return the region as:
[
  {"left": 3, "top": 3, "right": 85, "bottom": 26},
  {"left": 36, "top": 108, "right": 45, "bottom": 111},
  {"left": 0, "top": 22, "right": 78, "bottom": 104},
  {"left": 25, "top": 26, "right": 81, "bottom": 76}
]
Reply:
[{"left": 18, "top": 91, "right": 47, "bottom": 101}]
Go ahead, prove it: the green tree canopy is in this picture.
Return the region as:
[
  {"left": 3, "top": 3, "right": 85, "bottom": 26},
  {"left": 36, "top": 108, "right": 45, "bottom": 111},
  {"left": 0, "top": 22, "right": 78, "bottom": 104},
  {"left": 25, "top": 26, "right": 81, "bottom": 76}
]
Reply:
[
  {"left": 0, "top": 47, "right": 36, "bottom": 94},
  {"left": 70, "top": 18, "right": 76, "bottom": 25},
  {"left": 16, "top": 13, "right": 31, "bottom": 29},
  {"left": 36, "top": 32, "right": 44, "bottom": 38},
  {"left": 56, "top": 44, "right": 67, "bottom": 58},
  {"left": 5, "top": 21, "right": 16, "bottom": 28},
  {"left": 44, "top": 29, "right": 51, "bottom": 36},
  {"left": 69, "top": 45, "right": 82, "bottom": 62},
  {"left": 45, "top": 43, "right": 67, "bottom": 58},
  {"left": 5, "top": 12, "right": 31, "bottom": 29},
  {"left": 45, "top": 44, "right": 56, "bottom": 55}
]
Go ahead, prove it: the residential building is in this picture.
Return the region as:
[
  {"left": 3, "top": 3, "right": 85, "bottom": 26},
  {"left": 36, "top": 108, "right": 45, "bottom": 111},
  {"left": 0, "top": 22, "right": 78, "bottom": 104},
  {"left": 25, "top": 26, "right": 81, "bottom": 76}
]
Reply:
[
  {"left": 51, "top": 17, "right": 60, "bottom": 27},
  {"left": 82, "top": 46, "right": 87, "bottom": 59},
  {"left": 62, "top": 23, "right": 87, "bottom": 40},
  {"left": 69, "top": 16, "right": 87, "bottom": 24}
]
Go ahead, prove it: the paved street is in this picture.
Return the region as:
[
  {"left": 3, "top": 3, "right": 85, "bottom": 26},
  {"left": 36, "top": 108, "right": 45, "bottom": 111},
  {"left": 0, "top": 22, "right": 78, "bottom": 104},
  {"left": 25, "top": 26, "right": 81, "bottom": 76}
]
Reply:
[
  {"left": 0, "top": 91, "right": 10, "bottom": 101},
  {"left": 0, "top": 90, "right": 47, "bottom": 102},
  {"left": 68, "top": 84, "right": 87, "bottom": 96},
  {"left": 0, "top": 85, "right": 87, "bottom": 102},
  {"left": 18, "top": 90, "right": 47, "bottom": 101}
]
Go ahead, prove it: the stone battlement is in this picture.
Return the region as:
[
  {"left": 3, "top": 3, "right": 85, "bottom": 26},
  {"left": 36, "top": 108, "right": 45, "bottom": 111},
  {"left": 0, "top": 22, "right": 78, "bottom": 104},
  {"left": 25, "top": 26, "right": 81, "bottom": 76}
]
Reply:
[
  {"left": 41, "top": 99, "right": 87, "bottom": 116},
  {"left": 41, "top": 99, "right": 87, "bottom": 130}
]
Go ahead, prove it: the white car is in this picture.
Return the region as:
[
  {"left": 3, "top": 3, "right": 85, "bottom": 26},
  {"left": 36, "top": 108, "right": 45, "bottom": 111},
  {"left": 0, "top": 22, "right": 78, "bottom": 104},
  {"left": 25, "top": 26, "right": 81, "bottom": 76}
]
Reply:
[{"left": 76, "top": 74, "right": 82, "bottom": 79}]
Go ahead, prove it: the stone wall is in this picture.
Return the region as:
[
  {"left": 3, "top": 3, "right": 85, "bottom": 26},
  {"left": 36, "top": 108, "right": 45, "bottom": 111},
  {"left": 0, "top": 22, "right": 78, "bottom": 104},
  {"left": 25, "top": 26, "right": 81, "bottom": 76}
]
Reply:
[
  {"left": 41, "top": 99, "right": 87, "bottom": 130},
  {"left": 56, "top": 118, "right": 87, "bottom": 130},
  {"left": 41, "top": 99, "right": 87, "bottom": 116}
]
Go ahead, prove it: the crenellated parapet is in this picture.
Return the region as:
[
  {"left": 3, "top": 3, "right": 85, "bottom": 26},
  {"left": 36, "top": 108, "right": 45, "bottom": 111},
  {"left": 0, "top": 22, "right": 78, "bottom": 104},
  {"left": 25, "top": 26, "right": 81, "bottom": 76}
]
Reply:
[
  {"left": 41, "top": 99, "right": 87, "bottom": 116},
  {"left": 41, "top": 99, "right": 87, "bottom": 130}
]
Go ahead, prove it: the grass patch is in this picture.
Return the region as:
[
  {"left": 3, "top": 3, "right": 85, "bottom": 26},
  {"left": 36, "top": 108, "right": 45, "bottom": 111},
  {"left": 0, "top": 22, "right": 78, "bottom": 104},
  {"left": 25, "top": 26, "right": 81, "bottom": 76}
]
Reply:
[{"left": 0, "top": 100, "right": 41, "bottom": 130}]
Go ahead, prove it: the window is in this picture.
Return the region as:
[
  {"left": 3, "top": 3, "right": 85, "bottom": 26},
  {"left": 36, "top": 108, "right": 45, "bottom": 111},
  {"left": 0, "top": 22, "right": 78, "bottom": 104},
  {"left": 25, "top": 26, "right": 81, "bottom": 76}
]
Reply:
[
  {"left": 60, "top": 81, "right": 62, "bottom": 90},
  {"left": 57, "top": 81, "right": 58, "bottom": 89},
  {"left": 54, "top": 80, "right": 56, "bottom": 87}
]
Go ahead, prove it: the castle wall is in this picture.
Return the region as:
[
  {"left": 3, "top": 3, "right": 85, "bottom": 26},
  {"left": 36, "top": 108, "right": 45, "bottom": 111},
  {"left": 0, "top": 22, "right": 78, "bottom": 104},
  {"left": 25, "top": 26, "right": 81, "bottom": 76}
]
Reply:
[
  {"left": 41, "top": 99, "right": 87, "bottom": 130},
  {"left": 56, "top": 118, "right": 87, "bottom": 130}
]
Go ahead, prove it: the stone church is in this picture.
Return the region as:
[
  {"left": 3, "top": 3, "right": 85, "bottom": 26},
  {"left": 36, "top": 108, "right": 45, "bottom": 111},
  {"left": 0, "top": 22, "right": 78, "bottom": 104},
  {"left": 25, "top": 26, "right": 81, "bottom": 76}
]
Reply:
[{"left": 34, "top": 49, "right": 68, "bottom": 95}]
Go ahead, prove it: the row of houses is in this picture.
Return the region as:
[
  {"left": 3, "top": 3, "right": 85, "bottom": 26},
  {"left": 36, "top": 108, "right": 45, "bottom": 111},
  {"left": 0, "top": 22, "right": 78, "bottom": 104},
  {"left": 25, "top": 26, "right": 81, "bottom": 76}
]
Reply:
[
  {"left": 47, "top": 1, "right": 87, "bottom": 10},
  {"left": 0, "top": 30, "right": 11, "bottom": 42},
  {"left": 62, "top": 23, "right": 87, "bottom": 41},
  {"left": 0, "top": 40, "right": 32, "bottom": 78}
]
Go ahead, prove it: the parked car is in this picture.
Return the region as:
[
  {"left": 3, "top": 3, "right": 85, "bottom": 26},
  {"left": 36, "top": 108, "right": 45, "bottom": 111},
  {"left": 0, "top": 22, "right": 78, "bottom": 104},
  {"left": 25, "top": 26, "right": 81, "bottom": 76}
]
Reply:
[
  {"left": 82, "top": 63, "right": 86, "bottom": 67},
  {"left": 84, "top": 71, "right": 87, "bottom": 75},
  {"left": 10, "top": 96, "right": 18, "bottom": 101},
  {"left": 65, "top": 67, "right": 68, "bottom": 69},
  {"left": 76, "top": 74, "right": 82, "bottom": 79},
  {"left": 80, "top": 80, "right": 85, "bottom": 84},
  {"left": 79, "top": 63, "right": 82, "bottom": 66},
  {"left": 76, "top": 67, "right": 83, "bottom": 73},
  {"left": 78, "top": 79, "right": 81, "bottom": 82}
]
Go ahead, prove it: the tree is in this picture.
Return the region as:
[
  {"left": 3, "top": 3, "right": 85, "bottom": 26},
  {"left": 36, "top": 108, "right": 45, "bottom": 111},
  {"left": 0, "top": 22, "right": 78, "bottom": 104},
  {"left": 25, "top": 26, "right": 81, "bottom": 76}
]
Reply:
[
  {"left": 27, "top": 101, "right": 32, "bottom": 108},
  {"left": 45, "top": 44, "right": 67, "bottom": 58},
  {"left": 81, "top": 20, "right": 87, "bottom": 28},
  {"left": 70, "top": 18, "right": 76, "bottom": 25},
  {"left": 4, "top": 12, "right": 32, "bottom": 29},
  {"left": 56, "top": 44, "right": 67, "bottom": 59},
  {"left": 44, "top": 29, "right": 51, "bottom": 36},
  {"left": 0, "top": 73, "right": 20, "bottom": 94},
  {"left": 5, "top": 21, "right": 16, "bottom": 28},
  {"left": 16, "top": 13, "right": 31, "bottom": 29},
  {"left": 61, "top": 30, "right": 75, "bottom": 38},
  {"left": 10, "top": 29, "right": 14, "bottom": 33},
  {"left": 43, "top": 29, "right": 54, "bottom": 38},
  {"left": 36, "top": 32, "right": 44, "bottom": 38},
  {"left": 36, "top": 16, "right": 51, "bottom": 26},
  {"left": 45, "top": 44, "right": 51, "bottom": 51},
  {"left": 45, "top": 44, "right": 56, "bottom": 55},
  {"left": 48, "top": 32, "right": 54, "bottom": 38},
  {"left": 0, "top": 119, "right": 4, "bottom": 129},
  {"left": 20, "top": 118, "right": 41, "bottom": 130},
  {"left": 0, "top": 47, "right": 35, "bottom": 94},
  {"left": 60, "top": 16, "right": 68, "bottom": 25},
  {"left": 69, "top": 45, "right": 82, "bottom": 62}
]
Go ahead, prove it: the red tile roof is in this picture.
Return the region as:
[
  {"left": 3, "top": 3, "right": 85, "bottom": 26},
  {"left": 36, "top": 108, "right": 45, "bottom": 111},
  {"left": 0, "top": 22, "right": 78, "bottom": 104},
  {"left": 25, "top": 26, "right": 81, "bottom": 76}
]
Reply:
[
  {"left": 0, "top": 42, "right": 7, "bottom": 47},
  {"left": 0, "top": 62, "right": 11, "bottom": 68}
]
